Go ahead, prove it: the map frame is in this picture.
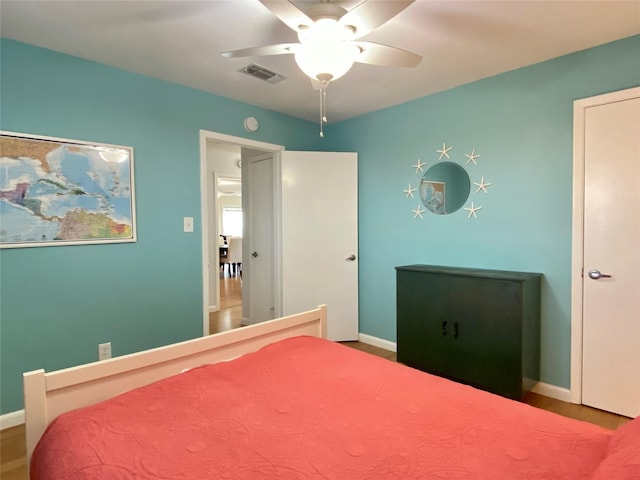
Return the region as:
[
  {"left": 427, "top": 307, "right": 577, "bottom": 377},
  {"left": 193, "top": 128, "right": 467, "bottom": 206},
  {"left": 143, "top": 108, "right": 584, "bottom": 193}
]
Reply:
[{"left": 0, "top": 131, "right": 137, "bottom": 249}]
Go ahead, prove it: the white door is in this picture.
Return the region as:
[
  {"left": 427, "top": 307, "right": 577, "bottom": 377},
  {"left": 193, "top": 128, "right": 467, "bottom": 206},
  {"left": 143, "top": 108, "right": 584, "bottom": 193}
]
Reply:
[
  {"left": 281, "top": 151, "right": 359, "bottom": 341},
  {"left": 243, "top": 151, "right": 276, "bottom": 324},
  {"left": 582, "top": 93, "right": 640, "bottom": 417}
]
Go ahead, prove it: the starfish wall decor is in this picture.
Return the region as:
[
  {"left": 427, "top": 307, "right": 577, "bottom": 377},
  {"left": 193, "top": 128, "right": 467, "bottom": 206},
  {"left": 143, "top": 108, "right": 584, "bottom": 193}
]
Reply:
[{"left": 402, "top": 143, "right": 493, "bottom": 220}]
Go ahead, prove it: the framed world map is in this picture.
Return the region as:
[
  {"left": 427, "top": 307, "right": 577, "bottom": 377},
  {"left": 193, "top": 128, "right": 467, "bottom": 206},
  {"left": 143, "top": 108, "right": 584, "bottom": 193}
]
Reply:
[{"left": 0, "top": 132, "right": 136, "bottom": 248}]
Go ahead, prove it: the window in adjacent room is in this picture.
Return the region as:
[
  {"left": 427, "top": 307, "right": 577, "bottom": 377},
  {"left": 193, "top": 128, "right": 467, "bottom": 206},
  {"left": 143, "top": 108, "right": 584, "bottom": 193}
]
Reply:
[{"left": 222, "top": 207, "right": 243, "bottom": 237}]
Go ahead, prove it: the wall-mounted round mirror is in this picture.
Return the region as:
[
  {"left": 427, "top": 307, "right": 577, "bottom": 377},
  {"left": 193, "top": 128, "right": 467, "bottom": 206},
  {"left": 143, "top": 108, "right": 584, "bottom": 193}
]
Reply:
[{"left": 419, "top": 162, "right": 470, "bottom": 215}]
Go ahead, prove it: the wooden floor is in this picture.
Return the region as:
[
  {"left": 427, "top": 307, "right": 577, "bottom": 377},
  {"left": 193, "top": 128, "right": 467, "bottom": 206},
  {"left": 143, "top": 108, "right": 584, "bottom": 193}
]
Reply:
[
  {"left": 1, "top": 424, "right": 26, "bottom": 480},
  {"left": 3, "top": 281, "right": 630, "bottom": 479},
  {"left": 209, "top": 271, "right": 243, "bottom": 334},
  {"left": 341, "top": 341, "right": 631, "bottom": 431}
]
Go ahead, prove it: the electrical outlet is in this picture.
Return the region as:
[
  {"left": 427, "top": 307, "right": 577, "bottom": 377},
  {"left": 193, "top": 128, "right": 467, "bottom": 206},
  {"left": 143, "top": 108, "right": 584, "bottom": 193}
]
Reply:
[{"left": 98, "top": 342, "right": 111, "bottom": 361}]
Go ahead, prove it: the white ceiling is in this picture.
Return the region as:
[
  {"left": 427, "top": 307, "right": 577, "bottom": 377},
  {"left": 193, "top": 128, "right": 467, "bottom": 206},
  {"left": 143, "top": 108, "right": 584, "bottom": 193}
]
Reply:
[{"left": 1, "top": 0, "right": 638, "bottom": 123}]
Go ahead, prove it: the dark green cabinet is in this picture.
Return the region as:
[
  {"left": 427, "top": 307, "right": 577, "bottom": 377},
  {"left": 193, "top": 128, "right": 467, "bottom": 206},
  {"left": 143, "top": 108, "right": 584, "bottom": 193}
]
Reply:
[{"left": 396, "top": 265, "right": 542, "bottom": 400}]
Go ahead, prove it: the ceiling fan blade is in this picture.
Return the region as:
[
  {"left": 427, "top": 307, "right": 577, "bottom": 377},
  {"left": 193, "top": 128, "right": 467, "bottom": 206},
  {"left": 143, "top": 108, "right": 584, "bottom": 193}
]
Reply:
[
  {"left": 258, "top": 0, "right": 313, "bottom": 32},
  {"left": 355, "top": 41, "right": 422, "bottom": 68},
  {"left": 340, "top": 0, "right": 415, "bottom": 39},
  {"left": 221, "top": 43, "right": 300, "bottom": 59}
]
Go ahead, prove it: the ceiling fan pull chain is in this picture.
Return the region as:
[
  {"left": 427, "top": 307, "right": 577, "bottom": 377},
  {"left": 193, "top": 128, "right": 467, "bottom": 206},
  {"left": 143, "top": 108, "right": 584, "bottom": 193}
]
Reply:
[
  {"left": 322, "top": 88, "right": 328, "bottom": 124},
  {"left": 319, "top": 87, "right": 325, "bottom": 137}
]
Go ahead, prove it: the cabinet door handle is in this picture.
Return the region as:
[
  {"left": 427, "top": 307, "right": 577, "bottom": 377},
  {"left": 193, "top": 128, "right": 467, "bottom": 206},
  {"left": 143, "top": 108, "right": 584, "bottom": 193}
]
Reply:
[
  {"left": 441, "top": 320, "right": 448, "bottom": 336},
  {"left": 453, "top": 321, "right": 459, "bottom": 339}
]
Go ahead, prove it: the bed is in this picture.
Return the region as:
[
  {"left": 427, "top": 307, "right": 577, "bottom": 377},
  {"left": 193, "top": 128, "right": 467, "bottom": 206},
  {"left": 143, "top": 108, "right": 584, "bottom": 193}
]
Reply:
[{"left": 24, "top": 305, "right": 639, "bottom": 479}]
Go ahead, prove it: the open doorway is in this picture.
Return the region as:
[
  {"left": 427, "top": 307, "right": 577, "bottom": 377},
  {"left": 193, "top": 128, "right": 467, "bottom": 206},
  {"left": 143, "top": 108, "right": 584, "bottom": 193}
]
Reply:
[
  {"left": 212, "top": 175, "right": 243, "bottom": 333},
  {"left": 199, "top": 130, "right": 284, "bottom": 336},
  {"left": 201, "top": 132, "right": 360, "bottom": 341}
]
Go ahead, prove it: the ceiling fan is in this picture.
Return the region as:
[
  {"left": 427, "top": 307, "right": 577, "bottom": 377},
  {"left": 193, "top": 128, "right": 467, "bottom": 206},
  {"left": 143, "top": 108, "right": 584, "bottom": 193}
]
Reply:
[{"left": 221, "top": 0, "right": 422, "bottom": 135}]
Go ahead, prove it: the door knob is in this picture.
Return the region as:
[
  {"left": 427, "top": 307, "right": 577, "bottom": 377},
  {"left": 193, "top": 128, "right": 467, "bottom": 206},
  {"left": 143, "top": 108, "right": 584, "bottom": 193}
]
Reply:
[
  {"left": 251, "top": 251, "right": 258, "bottom": 258},
  {"left": 345, "top": 254, "right": 356, "bottom": 261},
  {"left": 588, "top": 269, "right": 611, "bottom": 280}
]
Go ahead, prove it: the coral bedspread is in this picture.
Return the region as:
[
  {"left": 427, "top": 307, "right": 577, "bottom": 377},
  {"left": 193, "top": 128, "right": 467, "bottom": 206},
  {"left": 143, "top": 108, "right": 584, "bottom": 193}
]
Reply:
[{"left": 31, "top": 336, "right": 636, "bottom": 479}]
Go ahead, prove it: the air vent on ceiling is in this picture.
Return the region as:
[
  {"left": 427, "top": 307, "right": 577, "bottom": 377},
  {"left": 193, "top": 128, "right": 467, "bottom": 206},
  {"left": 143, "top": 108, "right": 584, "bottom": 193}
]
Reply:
[{"left": 239, "top": 63, "right": 286, "bottom": 84}]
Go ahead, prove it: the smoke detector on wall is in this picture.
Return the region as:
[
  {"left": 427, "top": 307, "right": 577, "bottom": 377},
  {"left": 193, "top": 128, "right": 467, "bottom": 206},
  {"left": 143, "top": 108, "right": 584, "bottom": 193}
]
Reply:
[{"left": 243, "top": 117, "right": 259, "bottom": 132}]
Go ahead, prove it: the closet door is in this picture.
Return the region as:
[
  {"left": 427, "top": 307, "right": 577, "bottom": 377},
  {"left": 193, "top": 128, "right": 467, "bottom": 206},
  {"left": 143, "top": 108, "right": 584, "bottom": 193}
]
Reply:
[{"left": 581, "top": 93, "right": 640, "bottom": 417}]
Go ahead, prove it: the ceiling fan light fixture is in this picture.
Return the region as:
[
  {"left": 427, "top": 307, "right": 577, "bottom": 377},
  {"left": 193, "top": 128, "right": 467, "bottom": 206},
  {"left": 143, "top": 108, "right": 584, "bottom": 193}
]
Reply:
[
  {"left": 294, "top": 18, "right": 359, "bottom": 83},
  {"left": 294, "top": 41, "right": 359, "bottom": 83},
  {"left": 222, "top": 0, "right": 420, "bottom": 137},
  {"left": 297, "top": 18, "right": 355, "bottom": 43}
]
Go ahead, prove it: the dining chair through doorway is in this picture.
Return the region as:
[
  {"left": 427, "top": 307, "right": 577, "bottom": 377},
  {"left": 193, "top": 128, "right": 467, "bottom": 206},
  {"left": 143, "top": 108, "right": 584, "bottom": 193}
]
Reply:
[{"left": 225, "top": 237, "right": 242, "bottom": 276}]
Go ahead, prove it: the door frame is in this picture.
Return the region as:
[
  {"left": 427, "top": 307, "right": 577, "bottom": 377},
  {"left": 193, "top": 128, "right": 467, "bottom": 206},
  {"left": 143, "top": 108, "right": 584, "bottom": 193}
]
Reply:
[
  {"left": 199, "top": 130, "right": 284, "bottom": 335},
  {"left": 570, "top": 86, "right": 640, "bottom": 404}
]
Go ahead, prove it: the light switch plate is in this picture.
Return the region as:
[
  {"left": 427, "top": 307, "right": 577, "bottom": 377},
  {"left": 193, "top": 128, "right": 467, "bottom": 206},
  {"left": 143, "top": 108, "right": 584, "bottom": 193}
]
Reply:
[
  {"left": 98, "top": 342, "right": 111, "bottom": 361},
  {"left": 183, "top": 217, "right": 194, "bottom": 232}
]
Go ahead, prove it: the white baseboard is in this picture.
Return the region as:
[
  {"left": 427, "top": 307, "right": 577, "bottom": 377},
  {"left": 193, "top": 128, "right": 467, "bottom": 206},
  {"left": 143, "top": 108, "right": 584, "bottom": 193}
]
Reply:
[
  {"left": 531, "top": 382, "right": 572, "bottom": 403},
  {"left": 0, "top": 409, "right": 25, "bottom": 430},
  {"left": 358, "top": 333, "right": 397, "bottom": 352},
  {"left": 356, "top": 337, "right": 571, "bottom": 404}
]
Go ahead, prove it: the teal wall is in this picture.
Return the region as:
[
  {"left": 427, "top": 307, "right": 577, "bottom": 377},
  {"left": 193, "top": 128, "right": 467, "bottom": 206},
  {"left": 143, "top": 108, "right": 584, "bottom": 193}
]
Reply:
[
  {"left": 0, "top": 39, "right": 321, "bottom": 414},
  {"left": 1, "top": 36, "right": 638, "bottom": 415},
  {"left": 323, "top": 35, "right": 640, "bottom": 389}
]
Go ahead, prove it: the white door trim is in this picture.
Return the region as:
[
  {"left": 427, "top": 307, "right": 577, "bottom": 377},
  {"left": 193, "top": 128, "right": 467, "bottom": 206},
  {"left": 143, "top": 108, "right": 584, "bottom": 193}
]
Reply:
[
  {"left": 570, "top": 86, "right": 640, "bottom": 404},
  {"left": 210, "top": 171, "right": 221, "bottom": 314},
  {"left": 199, "top": 130, "right": 284, "bottom": 336}
]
